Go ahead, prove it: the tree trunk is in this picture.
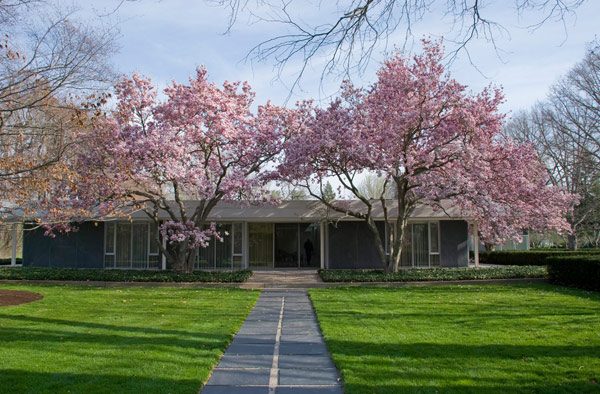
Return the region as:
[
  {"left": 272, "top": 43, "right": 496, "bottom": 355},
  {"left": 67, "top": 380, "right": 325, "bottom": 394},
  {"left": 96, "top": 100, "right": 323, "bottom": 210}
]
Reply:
[
  {"left": 567, "top": 233, "right": 578, "bottom": 250},
  {"left": 390, "top": 217, "right": 408, "bottom": 273},
  {"left": 169, "top": 241, "right": 194, "bottom": 273},
  {"left": 365, "top": 218, "right": 390, "bottom": 273}
]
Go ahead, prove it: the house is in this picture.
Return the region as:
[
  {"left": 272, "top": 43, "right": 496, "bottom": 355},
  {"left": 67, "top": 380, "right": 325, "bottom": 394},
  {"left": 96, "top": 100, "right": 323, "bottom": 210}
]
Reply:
[{"left": 19, "top": 200, "right": 472, "bottom": 270}]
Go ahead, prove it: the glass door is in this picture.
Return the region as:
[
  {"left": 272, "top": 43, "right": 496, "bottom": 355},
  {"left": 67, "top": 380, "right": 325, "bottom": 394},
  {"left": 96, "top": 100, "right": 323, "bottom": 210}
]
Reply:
[
  {"left": 299, "top": 223, "right": 320, "bottom": 268},
  {"left": 249, "top": 223, "right": 274, "bottom": 269},
  {"left": 275, "top": 223, "right": 298, "bottom": 268},
  {"left": 413, "top": 223, "right": 429, "bottom": 267}
]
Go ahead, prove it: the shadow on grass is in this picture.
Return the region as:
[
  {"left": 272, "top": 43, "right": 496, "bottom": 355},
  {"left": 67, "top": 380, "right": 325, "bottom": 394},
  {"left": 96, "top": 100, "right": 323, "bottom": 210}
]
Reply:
[
  {"left": 328, "top": 340, "right": 600, "bottom": 359},
  {"left": 0, "top": 313, "right": 225, "bottom": 337},
  {"left": 344, "top": 382, "right": 599, "bottom": 394},
  {"left": 326, "top": 340, "right": 600, "bottom": 394},
  {"left": 0, "top": 369, "right": 201, "bottom": 394},
  {"left": 0, "top": 325, "right": 229, "bottom": 353}
]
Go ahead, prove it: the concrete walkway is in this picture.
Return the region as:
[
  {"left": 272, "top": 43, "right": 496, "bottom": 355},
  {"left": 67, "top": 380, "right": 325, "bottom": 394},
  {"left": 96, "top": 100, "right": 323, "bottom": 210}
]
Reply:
[
  {"left": 201, "top": 289, "right": 343, "bottom": 394},
  {"left": 240, "top": 270, "right": 323, "bottom": 289}
]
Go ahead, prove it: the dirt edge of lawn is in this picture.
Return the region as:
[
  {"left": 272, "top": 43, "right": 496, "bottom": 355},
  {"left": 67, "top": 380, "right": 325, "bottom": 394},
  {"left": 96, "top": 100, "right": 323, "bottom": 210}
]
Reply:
[{"left": 0, "top": 289, "right": 43, "bottom": 306}]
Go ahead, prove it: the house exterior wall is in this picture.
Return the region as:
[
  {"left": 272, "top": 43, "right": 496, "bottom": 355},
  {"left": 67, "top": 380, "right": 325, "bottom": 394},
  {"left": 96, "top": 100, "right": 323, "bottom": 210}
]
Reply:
[
  {"left": 440, "top": 220, "right": 469, "bottom": 267},
  {"left": 327, "top": 221, "right": 385, "bottom": 269},
  {"left": 20, "top": 218, "right": 470, "bottom": 270},
  {"left": 327, "top": 220, "right": 469, "bottom": 269},
  {"left": 22, "top": 222, "right": 104, "bottom": 268}
]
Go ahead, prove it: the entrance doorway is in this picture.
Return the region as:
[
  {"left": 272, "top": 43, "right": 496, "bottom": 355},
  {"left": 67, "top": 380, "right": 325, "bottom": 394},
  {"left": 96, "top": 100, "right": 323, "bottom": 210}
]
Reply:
[
  {"left": 248, "top": 222, "right": 320, "bottom": 269},
  {"left": 274, "top": 223, "right": 320, "bottom": 269}
]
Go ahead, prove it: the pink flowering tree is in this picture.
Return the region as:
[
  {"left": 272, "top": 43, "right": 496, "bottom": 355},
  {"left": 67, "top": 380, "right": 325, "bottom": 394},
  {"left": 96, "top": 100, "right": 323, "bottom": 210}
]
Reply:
[
  {"left": 75, "top": 68, "right": 297, "bottom": 273},
  {"left": 278, "top": 40, "right": 575, "bottom": 272}
]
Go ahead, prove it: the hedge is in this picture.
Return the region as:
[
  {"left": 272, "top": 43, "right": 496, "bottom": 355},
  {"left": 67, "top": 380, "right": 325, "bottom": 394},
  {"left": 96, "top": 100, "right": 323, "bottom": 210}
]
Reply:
[
  {"left": 547, "top": 255, "right": 600, "bottom": 291},
  {"left": 0, "top": 258, "right": 22, "bottom": 265},
  {"left": 0, "top": 267, "right": 252, "bottom": 283},
  {"left": 479, "top": 249, "right": 600, "bottom": 266},
  {"left": 318, "top": 266, "right": 547, "bottom": 282}
]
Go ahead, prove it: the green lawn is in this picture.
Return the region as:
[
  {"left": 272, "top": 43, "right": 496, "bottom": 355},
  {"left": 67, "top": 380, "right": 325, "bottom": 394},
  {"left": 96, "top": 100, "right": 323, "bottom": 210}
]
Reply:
[
  {"left": 0, "top": 284, "right": 259, "bottom": 393},
  {"left": 310, "top": 284, "right": 600, "bottom": 393}
]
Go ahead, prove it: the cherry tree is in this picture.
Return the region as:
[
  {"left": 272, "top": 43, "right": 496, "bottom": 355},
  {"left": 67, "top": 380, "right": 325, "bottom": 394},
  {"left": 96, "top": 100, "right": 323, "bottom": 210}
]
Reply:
[
  {"left": 74, "top": 68, "right": 297, "bottom": 273},
  {"left": 278, "top": 40, "right": 575, "bottom": 272}
]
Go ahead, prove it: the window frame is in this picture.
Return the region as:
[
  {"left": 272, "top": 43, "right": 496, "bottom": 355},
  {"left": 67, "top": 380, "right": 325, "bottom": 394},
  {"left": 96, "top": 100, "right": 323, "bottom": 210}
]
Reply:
[
  {"left": 406, "top": 220, "right": 442, "bottom": 268},
  {"left": 195, "top": 222, "right": 240, "bottom": 271},
  {"left": 104, "top": 221, "right": 160, "bottom": 270}
]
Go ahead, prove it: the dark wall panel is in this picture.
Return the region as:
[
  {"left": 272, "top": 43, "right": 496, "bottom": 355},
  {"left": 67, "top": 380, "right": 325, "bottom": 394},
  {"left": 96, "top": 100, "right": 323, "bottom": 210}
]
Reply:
[
  {"left": 23, "top": 222, "right": 104, "bottom": 268},
  {"left": 328, "top": 221, "right": 384, "bottom": 269},
  {"left": 440, "top": 220, "right": 469, "bottom": 267}
]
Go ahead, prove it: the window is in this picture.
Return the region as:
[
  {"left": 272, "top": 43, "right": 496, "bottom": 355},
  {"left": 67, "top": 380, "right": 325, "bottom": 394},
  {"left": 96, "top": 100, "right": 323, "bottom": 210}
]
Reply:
[
  {"left": 249, "top": 223, "right": 273, "bottom": 269},
  {"left": 104, "top": 221, "right": 160, "bottom": 269},
  {"left": 413, "top": 223, "right": 429, "bottom": 267},
  {"left": 195, "top": 223, "right": 242, "bottom": 270},
  {"left": 232, "top": 223, "right": 243, "bottom": 269},
  {"left": 398, "top": 221, "right": 442, "bottom": 268},
  {"left": 429, "top": 222, "right": 440, "bottom": 266}
]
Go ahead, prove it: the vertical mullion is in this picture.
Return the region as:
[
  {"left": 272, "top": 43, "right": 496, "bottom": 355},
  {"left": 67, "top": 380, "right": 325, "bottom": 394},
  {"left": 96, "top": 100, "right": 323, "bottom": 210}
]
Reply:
[
  {"left": 114, "top": 222, "right": 117, "bottom": 268},
  {"left": 428, "top": 222, "right": 431, "bottom": 268},
  {"left": 411, "top": 223, "right": 414, "bottom": 267},
  {"left": 129, "top": 222, "right": 133, "bottom": 269},
  {"left": 146, "top": 222, "right": 150, "bottom": 269},
  {"left": 438, "top": 221, "right": 441, "bottom": 262},
  {"left": 213, "top": 224, "right": 217, "bottom": 270}
]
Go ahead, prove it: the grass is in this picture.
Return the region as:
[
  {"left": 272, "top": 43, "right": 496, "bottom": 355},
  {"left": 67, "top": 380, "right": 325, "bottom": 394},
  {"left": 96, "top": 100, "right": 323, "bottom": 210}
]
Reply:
[
  {"left": 0, "top": 284, "right": 259, "bottom": 393},
  {"left": 309, "top": 283, "right": 600, "bottom": 393}
]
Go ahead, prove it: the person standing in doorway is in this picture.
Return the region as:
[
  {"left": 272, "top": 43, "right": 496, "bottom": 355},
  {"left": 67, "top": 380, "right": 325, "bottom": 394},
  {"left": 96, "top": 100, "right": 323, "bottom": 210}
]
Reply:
[{"left": 304, "top": 238, "right": 314, "bottom": 265}]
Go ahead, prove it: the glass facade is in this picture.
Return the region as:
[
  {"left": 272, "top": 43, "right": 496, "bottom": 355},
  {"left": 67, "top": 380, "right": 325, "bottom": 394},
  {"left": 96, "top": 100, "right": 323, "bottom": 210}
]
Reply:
[
  {"left": 195, "top": 223, "right": 245, "bottom": 270},
  {"left": 104, "top": 221, "right": 160, "bottom": 269},
  {"left": 102, "top": 219, "right": 443, "bottom": 270},
  {"left": 248, "top": 222, "right": 321, "bottom": 269},
  {"left": 299, "top": 223, "right": 320, "bottom": 268},
  {"left": 275, "top": 224, "right": 299, "bottom": 268},
  {"left": 397, "top": 222, "right": 441, "bottom": 268},
  {"left": 249, "top": 223, "right": 274, "bottom": 269}
]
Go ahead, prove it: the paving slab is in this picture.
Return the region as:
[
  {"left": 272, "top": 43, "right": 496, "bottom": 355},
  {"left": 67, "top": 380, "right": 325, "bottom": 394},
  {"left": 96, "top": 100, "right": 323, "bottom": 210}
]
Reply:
[
  {"left": 278, "top": 355, "right": 336, "bottom": 370},
  {"left": 206, "top": 369, "right": 271, "bottom": 386},
  {"left": 203, "top": 386, "right": 269, "bottom": 394},
  {"left": 275, "top": 387, "right": 344, "bottom": 394},
  {"left": 201, "top": 289, "right": 343, "bottom": 393},
  {"left": 217, "top": 354, "right": 274, "bottom": 369},
  {"left": 279, "top": 368, "right": 340, "bottom": 385}
]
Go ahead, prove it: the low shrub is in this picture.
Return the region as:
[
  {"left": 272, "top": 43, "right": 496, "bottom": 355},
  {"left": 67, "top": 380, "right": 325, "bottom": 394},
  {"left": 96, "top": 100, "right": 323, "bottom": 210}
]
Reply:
[
  {"left": 0, "top": 267, "right": 252, "bottom": 283},
  {"left": 547, "top": 255, "right": 600, "bottom": 291},
  {"left": 479, "top": 249, "right": 600, "bottom": 266},
  {"left": 318, "top": 266, "right": 547, "bottom": 282},
  {"left": 0, "top": 258, "right": 22, "bottom": 265}
]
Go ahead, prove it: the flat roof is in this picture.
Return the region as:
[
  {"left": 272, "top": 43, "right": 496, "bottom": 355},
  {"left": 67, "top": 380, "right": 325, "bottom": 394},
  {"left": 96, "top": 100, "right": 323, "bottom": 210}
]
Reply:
[{"left": 120, "top": 199, "right": 467, "bottom": 222}]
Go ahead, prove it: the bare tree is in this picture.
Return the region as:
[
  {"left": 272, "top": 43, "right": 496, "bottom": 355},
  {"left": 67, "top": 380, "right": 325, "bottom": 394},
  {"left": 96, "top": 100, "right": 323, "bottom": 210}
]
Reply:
[
  {"left": 506, "top": 42, "right": 600, "bottom": 249},
  {"left": 357, "top": 173, "right": 395, "bottom": 199},
  {"left": 549, "top": 40, "right": 600, "bottom": 162},
  {"left": 211, "top": 0, "right": 586, "bottom": 90},
  {"left": 0, "top": 1, "right": 117, "bottom": 219}
]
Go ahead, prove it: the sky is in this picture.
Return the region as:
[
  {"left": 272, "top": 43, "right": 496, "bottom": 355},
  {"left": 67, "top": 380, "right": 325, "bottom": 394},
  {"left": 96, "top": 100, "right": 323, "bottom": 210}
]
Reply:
[{"left": 71, "top": 0, "right": 599, "bottom": 115}]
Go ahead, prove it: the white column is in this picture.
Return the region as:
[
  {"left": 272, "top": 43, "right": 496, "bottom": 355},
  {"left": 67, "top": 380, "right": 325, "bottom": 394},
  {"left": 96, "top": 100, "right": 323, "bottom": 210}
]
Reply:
[
  {"left": 243, "top": 222, "right": 249, "bottom": 269},
  {"left": 319, "top": 221, "right": 325, "bottom": 269},
  {"left": 10, "top": 223, "right": 18, "bottom": 266},
  {"left": 473, "top": 222, "right": 479, "bottom": 268},
  {"left": 161, "top": 236, "right": 167, "bottom": 270}
]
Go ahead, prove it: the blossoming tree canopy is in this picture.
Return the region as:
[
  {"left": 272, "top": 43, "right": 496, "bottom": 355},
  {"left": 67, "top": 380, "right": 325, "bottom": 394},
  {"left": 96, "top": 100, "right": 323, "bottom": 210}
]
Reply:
[
  {"left": 79, "top": 67, "right": 296, "bottom": 272},
  {"left": 279, "top": 40, "right": 575, "bottom": 272}
]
